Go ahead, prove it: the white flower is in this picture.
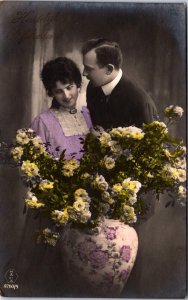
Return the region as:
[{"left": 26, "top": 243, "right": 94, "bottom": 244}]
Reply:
[
  {"left": 162, "top": 164, "right": 186, "bottom": 182},
  {"left": 16, "top": 131, "right": 30, "bottom": 145},
  {"left": 79, "top": 210, "right": 91, "bottom": 223},
  {"left": 173, "top": 157, "right": 186, "bottom": 170},
  {"left": 177, "top": 185, "right": 186, "bottom": 199},
  {"left": 120, "top": 205, "right": 137, "bottom": 224},
  {"left": 109, "top": 141, "right": 123, "bottom": 154},
  {"left": 123, "top": 149, "right": 133, "bottom": 160},
  {"left": 94, "top": 174, "right": 109, "bottom": 191},
  {"left": 42, "top": 228, "right": 60, "bottom": 246},
  {"left": 128, "top": 196, "right": 138, "bottom": 205},
  {"left": 104, "top": 156, "right": 115, "bottom": 169},
  {"left": 165, "top": 105, "right": 184, "bottom": 118}
]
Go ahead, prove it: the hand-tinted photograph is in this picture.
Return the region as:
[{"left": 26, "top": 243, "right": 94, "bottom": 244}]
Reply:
[{"left": 0, "top": 1, "right": 186, "bottom": 298}]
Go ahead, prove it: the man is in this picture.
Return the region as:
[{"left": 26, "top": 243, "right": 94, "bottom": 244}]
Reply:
[{"left": 82, "top": 38, "right": 158, "bottom": 129}]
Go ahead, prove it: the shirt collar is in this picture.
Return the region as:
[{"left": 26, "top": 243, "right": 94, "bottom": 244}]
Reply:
[{"left": 101, "top": 69, "right": 122, "bottom": 96}]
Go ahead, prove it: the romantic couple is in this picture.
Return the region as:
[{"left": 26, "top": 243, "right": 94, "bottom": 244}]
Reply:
[
  {"left": 14, "top": 38, "right": 158, "bottom": 298},
  {"left": 32, "top": 38, "right": 158, "bottom": 159}
]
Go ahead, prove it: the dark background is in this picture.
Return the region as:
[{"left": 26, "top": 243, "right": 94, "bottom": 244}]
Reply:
[{"left": 0, "top": 1, "right": 186, "bottom": 298}]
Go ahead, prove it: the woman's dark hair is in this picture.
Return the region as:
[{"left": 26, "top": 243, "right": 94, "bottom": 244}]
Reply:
[
  {"left": 41, "top": 57, "right": 82, "bottom": 97},
  {"left": 82, "top": 38, "right": 123, "bottom": 69}
]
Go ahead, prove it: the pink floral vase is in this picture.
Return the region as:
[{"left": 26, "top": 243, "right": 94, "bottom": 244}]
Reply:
[{"left": 62, "top": 218, "right": 138, "bottom": 297}]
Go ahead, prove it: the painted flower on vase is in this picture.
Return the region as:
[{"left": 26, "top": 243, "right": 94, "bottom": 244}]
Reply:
[
  {"left": 103, "top": 226, "right": 117, "bottom": 240},
  {"left": 120, "top": 245, "right": 131, "bottom": 262}
]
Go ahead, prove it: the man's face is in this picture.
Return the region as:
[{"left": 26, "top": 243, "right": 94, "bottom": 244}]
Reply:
[
  {"left": 83, "top": 49, "right": 108, "bottom": 87},
  {"left": 52, "top": 81, "right": 79, "bottom": 109}
]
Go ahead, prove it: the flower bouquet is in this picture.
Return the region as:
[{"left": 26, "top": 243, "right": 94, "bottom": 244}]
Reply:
[{"left": 11, "top": 105, "right": 186, "bottom": 245}]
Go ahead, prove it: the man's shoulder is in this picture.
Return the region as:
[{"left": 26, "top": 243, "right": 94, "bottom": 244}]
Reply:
[{"left": 114, "top": 76, "right": 153, "bottom": 104}]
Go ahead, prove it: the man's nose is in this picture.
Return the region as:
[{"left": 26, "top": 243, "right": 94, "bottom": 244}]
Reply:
[
  {"left": 82, "top": 68, "right": 87, "bottom": 77},
  {"left": 63, "top": 89, "right": 71, "bottom": 99}
]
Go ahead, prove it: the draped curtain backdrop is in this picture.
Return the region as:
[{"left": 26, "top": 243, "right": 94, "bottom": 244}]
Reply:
[{"left": 0, "top": 2, "right": 186, "bottom": 298}]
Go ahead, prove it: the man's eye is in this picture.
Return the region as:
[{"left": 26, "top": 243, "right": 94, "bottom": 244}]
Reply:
[
  {"left": 67, "top": 84, "right": 74, "bottom": 90},
  {"left": 55, "top": 90, "right": 62, "bottom": 94}
]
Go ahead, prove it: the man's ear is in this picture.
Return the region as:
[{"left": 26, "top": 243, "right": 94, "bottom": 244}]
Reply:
[{"left": 106, "top": 64, "right": 114, "bottom": 75}]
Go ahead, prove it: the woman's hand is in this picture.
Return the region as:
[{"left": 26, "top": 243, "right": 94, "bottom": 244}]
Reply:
[{"left": 90, "top": 126, "right": 104, "bottom": 137}]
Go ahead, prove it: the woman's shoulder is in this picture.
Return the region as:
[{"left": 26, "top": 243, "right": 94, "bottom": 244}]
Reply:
[
  {"left": 32, "top": 109, "right": 54, "bottom": 123},
  {"left": 81, "top": 106, "right": 90, "bottom": 114}
]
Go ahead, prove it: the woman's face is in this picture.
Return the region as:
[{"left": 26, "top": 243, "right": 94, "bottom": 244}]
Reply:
[{"left": 52, "top": 81, "right": 79, "bottom": 109}]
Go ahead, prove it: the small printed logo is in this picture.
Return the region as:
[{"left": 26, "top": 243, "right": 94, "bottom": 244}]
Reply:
[
  {"left": 3, "top": 269, "right": 19, "bottom": 290},
  {"left": 5, "top": 269, "right": 18, "bottom": 284}
]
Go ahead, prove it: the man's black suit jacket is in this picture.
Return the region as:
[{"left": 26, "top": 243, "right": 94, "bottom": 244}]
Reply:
[{"left": 86, "top": 76, "right": 158, "bottom": 129}]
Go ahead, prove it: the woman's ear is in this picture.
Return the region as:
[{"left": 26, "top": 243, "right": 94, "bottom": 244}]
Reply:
[{"left": 106, "top": 64, "right": 114, "bottom": 75}]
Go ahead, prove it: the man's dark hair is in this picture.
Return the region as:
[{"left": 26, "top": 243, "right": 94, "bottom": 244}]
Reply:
[
  {"left": 81, "top": 38, "right": 123, "bottom": 69},
  {"left": 41, "top": 57, "right": 82, "bottom": 97}
]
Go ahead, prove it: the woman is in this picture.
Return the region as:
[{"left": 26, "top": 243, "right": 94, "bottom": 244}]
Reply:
[
  {"left": 32, "top": 57, "right": 92, "bottom": 159},
  {"left": 14, "top": 58, "right": 93, "bottom": 297}
]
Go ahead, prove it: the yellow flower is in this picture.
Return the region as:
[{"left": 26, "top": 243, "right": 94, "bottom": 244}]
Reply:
[
  {"left": 150, "top": 121, "right": 168, "bottom": 134},
  {"left": 122, "top": 178, "right": 141, "bottom": 193},
  {"left": 32, "top": 136, "right": 43, "bottom": 147},
  {"left": 73, "top": 199, "right": 89, "bottom": 212},
  {"left": 112, "top": 183, "right": 122, "bottom": 194},
  {"left": 51, "top": 209, "right": 69, "bottom": 225},
  {"left": 11, "top": 146, "right": 23, "bottom": 161},
  {"left": 74, "top": 188, "right": 90, "bottom": 202},
  {"left": 80, "top": 173, "right": 90, "bottom": 180},
  {"left": 21, "top": 160, "right": 39, "bottom": 177},
  {"left": 163, "top": 149, "right": 172, "bottom": 157},
  {"left": 147, "top": 172, "right": 154, "bottom": 178},
  {"left": 62, "top": 169, "right": 74, "bottom": 177},
  {"left": 110, "top": 126, "right": 145, "bottom": 140},
  {"left": 120, "top": 204, "right": 137, "bottom": 223},
  {"left": 25, "top": 192, "right": 44, "bottom": 209},
  {"left": 39, "top": 180, "right": 54, "bottom": 191},
  {"left": 62, "top": 159, "right": 80, "bottom": 177}
]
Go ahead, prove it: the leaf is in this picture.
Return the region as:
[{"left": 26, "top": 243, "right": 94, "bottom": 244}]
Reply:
[{"left": 165, "top": 201, "right": 172, "bottom": 208}]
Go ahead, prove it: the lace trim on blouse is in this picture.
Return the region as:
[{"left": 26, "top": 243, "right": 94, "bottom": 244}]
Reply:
[{"left": 51, "top": 108, "right": 90, "bottom": 136}]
